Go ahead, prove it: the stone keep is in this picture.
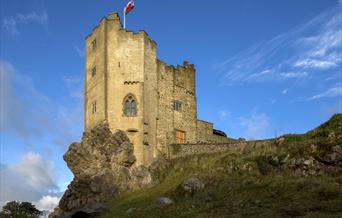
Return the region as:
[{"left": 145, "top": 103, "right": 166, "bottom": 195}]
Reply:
[{"left": 84, "top": 13, "right": 228, "bottom": 166}]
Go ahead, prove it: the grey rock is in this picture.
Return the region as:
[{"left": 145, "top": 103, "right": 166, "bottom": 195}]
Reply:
[
  {"left": 126, "top": 207, "right": 137, "bottom": 214},
  {"left": 155, "top": 197, "right": 174, "bottom": 208},
  {"left": 311, "top": 144, "right": 317, "bottom": 152},
  {"left": 181, "top": 176, "right": 205, "bottom": 194},
  {"left": 280, "top": 154, "right": 290, "bottom": 164},
  {"left": 304, "top": 157, "right": 314, "bottom": 166},
  {"left": 277, "top": 137, "right": 285, "bottom": 145}
]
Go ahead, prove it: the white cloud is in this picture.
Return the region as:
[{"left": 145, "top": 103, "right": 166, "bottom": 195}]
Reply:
[
  {"left": 294, "top": 59, "right": 338, "bottom": 70},
  {"left": 10, "top": 152, "right": 57, "bottom": 189},
  {"left": 34, "top": 195, "right": 61, "bottom": 212},
  {"left": 73, "top": 45, "right": 85, "bottom": 58},
  {"left": 0, "top": 60, "right": 80, "bottom": 210},
  {"left": 239, "top": 112, "right": 271, "bottom": 139},
  {"left": 0, "top": 60, "right": 51, "bottom": 138},
  {"left": 281, "top": 89, "right": 289, "bottom": 94},
  {"left": 1, "top": 11, "right": 48, "bottom": 35},
  {"left": 280, "top": 71, "right": 308, "bottom": 79},
  {"left": 308, "top": 86, "right": 342, "bottom": 100},
  {"left": 216, "top": 6, "right": 341, "bottom": 85},
  {"left": 0, "top": 153, "right": 59, "bottom": 208},
  {"left": 218, "top": 110, "right": 231, "bottom": 120}
]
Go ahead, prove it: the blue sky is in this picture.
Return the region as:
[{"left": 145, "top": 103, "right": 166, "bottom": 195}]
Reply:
[{"left": 1, "top": 0, "right": 341, "bottom": 212}]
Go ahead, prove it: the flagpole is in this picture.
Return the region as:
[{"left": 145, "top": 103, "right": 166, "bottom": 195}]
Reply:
[{"left": 123, "top": 8, "right": 126, "bottom": 29}]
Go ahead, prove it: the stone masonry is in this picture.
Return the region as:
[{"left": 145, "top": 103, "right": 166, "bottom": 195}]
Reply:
[{"left": 84, "top": 12, "right": 229, "bottom": 166}]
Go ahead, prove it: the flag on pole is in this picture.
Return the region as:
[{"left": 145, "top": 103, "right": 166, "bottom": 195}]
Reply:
[{"left": 124, "top": 1, "right": 135, "bottom": 15}]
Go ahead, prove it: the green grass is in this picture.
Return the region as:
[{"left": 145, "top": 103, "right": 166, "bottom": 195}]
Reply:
[
  {"left": 99, "top": 153, "right": 342, "bottom": 218},
  {"left": 99, "top": 114, "right": 342, "bottom": 218}
]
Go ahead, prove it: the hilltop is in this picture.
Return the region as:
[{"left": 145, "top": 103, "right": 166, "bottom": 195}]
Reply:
[
  {"left": 50, "top": 114, "right": 341, "bottom": 218},
  {"left": 98, "top": 114, "right": 342, "bottom": 218}
]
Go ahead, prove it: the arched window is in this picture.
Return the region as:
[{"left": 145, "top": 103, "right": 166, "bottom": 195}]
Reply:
[{"left": 123, "top": 94, "right": 137, "bottom": 117}]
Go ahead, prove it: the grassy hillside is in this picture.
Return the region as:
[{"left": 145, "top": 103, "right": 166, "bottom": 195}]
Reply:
[{"left": 99, "top": 114, "right": 342, "bottom": 218}]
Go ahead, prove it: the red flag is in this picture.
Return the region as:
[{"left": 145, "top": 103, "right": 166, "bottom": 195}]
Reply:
[{"left": 124, "top": 1, "right": 135, "bottom": 15}]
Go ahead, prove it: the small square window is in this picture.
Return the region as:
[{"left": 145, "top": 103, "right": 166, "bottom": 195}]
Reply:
[
  {"left": 173, "top": 100, "right": 182, "bottom": 112},
  {"left": 91, "top": 101, "right": 96, "bottom": 114},
  {"left": 91, "top": 66, "right": 96, "bottom": 77},
  {"left": 91, "top": 39, "right": 96, "bottom": 50}
]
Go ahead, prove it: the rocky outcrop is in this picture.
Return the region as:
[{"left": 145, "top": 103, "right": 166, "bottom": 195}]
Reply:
[
  {"left": 254, "top": 144, "right": 342, "bottom": 177},
  {"left": 49, "top": 123, "right": 154, "bottom": 218}
]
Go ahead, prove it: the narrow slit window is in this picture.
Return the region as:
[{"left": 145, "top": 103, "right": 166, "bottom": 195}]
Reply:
[
  {"left": 91, "top": 101, "right": 97, "bottom": 114},
  {"left": 91, "top": 66, "right": 96, "bottom": 77},
  {"left": 91, "top": 39, "right": 97, "bottom": 50}
]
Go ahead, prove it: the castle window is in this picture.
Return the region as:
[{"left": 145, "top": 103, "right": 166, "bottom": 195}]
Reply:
[
  {"left": 123, "top": 94, "right": 137, "bottom": 117},
  {"left": 173, "top": 100, "right": 182, "bottom": 112},
  {"left": 175, "top": 130, "right": 185, "bottom": 144},
  {"left": 91, "top": 66, "right": 96, "bottom": 77},
  {"left": 91, "top": 101, "right": 96, "bottom": 114},
  {"left": 91, "top": 39, "right": 97, "bottom": 50}
]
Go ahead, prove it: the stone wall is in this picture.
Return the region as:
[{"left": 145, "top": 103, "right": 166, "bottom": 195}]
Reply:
[
  {"left": 173, "top": 62, "right": 197, "bottom": 144},
  {"left": 168, "top": 140, "right": 275, "bottom": 159},
  {"left": 84, "top": 17, "right": 108, "bottom": 130},
  {"left": 169, "top": 143, "right": 245, "bottom": 158},
  {"left": 156, "top": 60, "right": 198, "bottom": 155},
  {"left": 84, "top": 13, "right": 158, "bottom": 165},
  {"left": 142, "top": 31, "right": 158, "bottom": 163},
  {"left": 156, "top": 61, "right": 175, "bottom": 155}
]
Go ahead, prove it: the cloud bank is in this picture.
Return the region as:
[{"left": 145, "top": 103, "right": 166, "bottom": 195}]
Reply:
[
  {"left": 0, "top": 60, "right": 82, "bottom": 211},
  {"left": 0, "top": 60, "right": 83, "bottom": 147},
  {"left": 0, "top": 153, "right": 61, "bottom": 211},
  {"left": 239, "top": 112, "right": 271, "bottom": 140}
]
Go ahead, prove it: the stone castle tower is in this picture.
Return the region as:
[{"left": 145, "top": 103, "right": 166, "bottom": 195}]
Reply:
[{"left": 84, "top": 13, "right": 228, "bottom": 165}]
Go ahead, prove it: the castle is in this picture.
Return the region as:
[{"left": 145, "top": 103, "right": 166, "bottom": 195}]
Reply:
[{"left": 84, "top": 12, "right": 229, "bottom": 165}]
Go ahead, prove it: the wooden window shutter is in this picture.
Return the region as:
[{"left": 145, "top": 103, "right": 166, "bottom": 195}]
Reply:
[{"left": 175, "top": 130, "right": 185, "bottom": 144}]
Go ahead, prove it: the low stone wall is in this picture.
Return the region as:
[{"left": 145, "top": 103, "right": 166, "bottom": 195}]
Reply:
[
  {"left": 168, "top": 143, "right": 244, "bottom": 158},
  {"left": 168, "top": 140, "right": 275, "bottom": 159}
]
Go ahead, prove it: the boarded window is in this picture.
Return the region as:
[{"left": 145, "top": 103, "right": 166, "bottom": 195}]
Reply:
[{"left": 175, "top": 130, "right": 185, "bottom": 144}]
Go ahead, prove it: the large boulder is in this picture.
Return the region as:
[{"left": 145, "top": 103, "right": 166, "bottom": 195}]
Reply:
[
  {"left": 181, "top": 176, "right": 205, "bottom": 195},
  {"left": 49, "top": 123, "right": 152, "bottom": 218}
]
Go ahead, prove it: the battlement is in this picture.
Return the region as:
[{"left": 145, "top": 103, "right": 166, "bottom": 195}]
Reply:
[
  {"left": 86, "top": 12, "right": 157, "bottom": 48},
  {"left": 157, "top": 59, "right": 195, "bottom": 72}
]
